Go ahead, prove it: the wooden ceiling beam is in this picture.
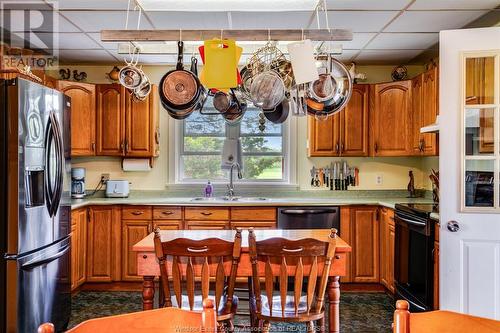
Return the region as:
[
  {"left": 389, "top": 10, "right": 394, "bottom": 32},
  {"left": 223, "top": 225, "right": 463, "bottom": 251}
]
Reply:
[{"left": 100, "top": 29, "right": 352, "bottom": 42}]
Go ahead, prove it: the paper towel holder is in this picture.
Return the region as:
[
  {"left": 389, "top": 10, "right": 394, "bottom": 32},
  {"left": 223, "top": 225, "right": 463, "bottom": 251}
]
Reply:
[{"left": 121, "top": 157, "right": 154, "bottom": 171}]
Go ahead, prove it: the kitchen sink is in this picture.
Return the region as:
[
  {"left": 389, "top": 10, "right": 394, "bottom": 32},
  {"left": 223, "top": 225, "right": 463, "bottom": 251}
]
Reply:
[{"left": 190, "top": 196, "right": 268, "bottom": 202}]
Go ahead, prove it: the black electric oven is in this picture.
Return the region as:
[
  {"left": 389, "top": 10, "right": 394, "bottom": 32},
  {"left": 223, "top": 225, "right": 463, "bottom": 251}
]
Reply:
[{"left": 394, "top": 204, "right": 436, "bottom": 312}]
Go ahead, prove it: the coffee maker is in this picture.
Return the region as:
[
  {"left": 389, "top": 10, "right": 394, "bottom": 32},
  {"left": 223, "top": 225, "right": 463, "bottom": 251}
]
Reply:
[{"left": 71, "top": 168, "right": 86, "bottom": 198}]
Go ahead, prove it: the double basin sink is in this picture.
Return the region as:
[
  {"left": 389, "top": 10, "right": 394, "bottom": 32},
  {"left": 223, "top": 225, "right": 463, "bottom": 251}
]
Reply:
[{"left": 190, "top": 196, "right": 268, "bottom": 202}]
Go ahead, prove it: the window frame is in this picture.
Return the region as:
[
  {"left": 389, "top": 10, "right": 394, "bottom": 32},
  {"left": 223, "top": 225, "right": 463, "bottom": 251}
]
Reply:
[{"left": 173, "top": 108, "right": 295, "bottom": 186}]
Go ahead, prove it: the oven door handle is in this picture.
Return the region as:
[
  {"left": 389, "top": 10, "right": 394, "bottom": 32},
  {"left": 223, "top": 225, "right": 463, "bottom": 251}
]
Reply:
[
  {"left": 395, "top": 214, "right": 427, "bottom": 227},
  {"left": 21, "top": 244, "right": 70, "bottom": 270}
]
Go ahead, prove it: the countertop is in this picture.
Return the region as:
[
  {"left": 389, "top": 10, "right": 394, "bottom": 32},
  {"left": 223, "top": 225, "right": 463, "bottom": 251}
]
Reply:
[{"left": 71, "top": 189, "right": 439, "bottom": 219}]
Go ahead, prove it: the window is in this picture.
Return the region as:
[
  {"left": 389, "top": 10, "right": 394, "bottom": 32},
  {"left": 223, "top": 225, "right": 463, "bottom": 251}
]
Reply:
[{"left": 178, "top": 105, "right": 288, "bottom": 183}]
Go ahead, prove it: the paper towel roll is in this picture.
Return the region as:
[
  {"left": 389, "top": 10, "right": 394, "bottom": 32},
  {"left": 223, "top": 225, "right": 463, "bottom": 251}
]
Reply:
[{"left": 122, "top": 158, "right": 152, "bottom": 172}]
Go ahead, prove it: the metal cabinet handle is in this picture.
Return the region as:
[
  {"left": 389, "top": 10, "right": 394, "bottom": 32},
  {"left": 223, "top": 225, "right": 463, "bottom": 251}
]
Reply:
[
  {"left": 91, "top": 142, "right": 96, "bottom": 151},
  {"left": 335, "top": 142, "right": 339, "bottom": 154},
  {"left": 132, "top": 211, "right": 144, "bottom": 216},
  {"left": 201, "top": 212, "right": 213, "bottom": 216},
  {"left": 419, "top": 139, "right": 424, "bottom": 152},
  {"left": 374, "top": 142, "right": 378, "bottom": 153},
  {"left": 340, "top": 142, "right": 344, "bottom": 153},
  {"left": 120, "top": 141, "right": 125, "bottom": 153},
  {"left": 447, "top": 220, "right": 460, "bottom": 232},
  {"left": 161, "top": 211, "right": 173, "bottom": 215}
]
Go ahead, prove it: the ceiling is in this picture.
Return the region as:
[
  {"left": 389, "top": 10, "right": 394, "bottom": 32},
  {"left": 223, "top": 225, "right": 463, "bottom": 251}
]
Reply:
[{"left": 4, "top": 0, "right": 500, "bottom": 65}]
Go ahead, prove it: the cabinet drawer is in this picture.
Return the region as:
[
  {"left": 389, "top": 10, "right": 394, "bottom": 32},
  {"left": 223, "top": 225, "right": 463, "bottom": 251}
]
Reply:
[
  {"left": 185, "top": 207, "right": 229, "bottom": 220},
  {"left": 231, "top": 221, "right": 276, "bottom": 229},
  {"left": 231, "top": 207, "right": 276, "bottom": 221},
  {"left": 122, "top": 206, "right": 152, "bottom": 220},
  {"left": 153, "top": 206, "right": 182, "bottom": 220},
  {"left": 185, "top": 220, "right": 229, "bottom": 230}
]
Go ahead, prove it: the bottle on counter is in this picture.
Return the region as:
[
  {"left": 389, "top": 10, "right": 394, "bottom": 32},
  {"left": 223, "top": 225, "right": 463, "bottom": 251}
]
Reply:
[{"left": 204, "top": 180, "right": 213, "bottom": 198}]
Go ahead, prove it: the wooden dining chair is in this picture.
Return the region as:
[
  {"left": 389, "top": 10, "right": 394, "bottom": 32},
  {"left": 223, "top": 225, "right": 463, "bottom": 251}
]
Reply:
[
  {"left": 153, "top": 228, "right": 242, "bottom": 332},
  {"left": 38, "top": 298, "right": 218, "bottom": 333},
  {"left": 248, "top": 228, "right": 338, "bottom": 333},
  {"left": 393, "top": 300, "right": 500, "bottom": 333}
]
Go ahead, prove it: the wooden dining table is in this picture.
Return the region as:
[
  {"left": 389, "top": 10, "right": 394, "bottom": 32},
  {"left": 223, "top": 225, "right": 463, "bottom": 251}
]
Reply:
[{"left": 133, "top": 229, "right": 351, "bottom": 333}]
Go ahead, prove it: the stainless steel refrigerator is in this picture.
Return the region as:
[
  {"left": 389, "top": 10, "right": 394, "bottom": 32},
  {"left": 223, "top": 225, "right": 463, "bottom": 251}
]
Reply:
[{"left": 1, "top": 78, "right": 72, "bottom": 333}]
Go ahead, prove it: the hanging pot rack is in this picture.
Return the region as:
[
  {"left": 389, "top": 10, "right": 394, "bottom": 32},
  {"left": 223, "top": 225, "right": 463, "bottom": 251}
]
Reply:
[{"left": 100, "top": 29, "right": 352, "bottom": 43}]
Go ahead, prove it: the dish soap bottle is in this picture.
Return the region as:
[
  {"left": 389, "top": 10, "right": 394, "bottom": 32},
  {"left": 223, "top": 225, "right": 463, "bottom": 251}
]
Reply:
[{"left": 204, "top": 181, "right": 213, "bottom": 198}]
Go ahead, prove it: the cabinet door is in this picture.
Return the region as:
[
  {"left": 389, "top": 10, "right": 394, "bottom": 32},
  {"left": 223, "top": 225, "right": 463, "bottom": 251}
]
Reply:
[
  {"left": 411, "top": 74, "right": 424, "bottom": 155},
  {"left": 57, "top": 81, "right": 96, "bottom": 156},
  {"left": 185, "top": 220, "right": 229, "bottom": 230},
  {"left": 371, "top": 81, "right": 412, "bottom": 156},
  {"left": 308, "top": 113, "right": 341, "bottom": 157},
  {"left": 340, "top": 84, "right": 369, "bottom": 156},
  {"left": 421, "top": 67, "right": 439, "bottom": 155},
  {"left": 230, "top": 221, "right": 276, "bottom": 229},
  {"left": 379, "top": 207, "right": 395, "bottom": 291},
  {"left": 351, "top": 206, "right": 379, "bottom": 282},
  {"left": 70, "top": 224, "right": 78, "bottom": 291},
  {"left": 75, "top": 209, "right": 87, "bottom": 288},
  {"left": 122, "top": 220, "right": 151, "bottom": 281},
  {"left": 96, "top": 84, "right": 126, "bottom": 156},
  {"left": 387, "top": 219, "right": 395, "bottom": 293},
  {"left": 87, "top": 206, "right": 121, "bottom": 282},
  {"left": 125, "top": 85, "right": 158, "bottom": 157}
]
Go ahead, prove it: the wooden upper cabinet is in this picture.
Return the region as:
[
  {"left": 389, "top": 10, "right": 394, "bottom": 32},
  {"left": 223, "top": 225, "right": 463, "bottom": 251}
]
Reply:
[
  {"left": 411, "top": 75, "right": 424, "bottom": 154},
  {"left": 340, "top": 84, "right": 369, "bottom": 156},
  {"left": 125, "top": 85, "right": 159, "bottom": 157},
  {"left": 96, "top": 84, "right": 126, "bottom": 156},
  {"left": 308, "top": 84, "right": 368, "bottom": 157},
  {"left": 421, "top": 67, "right": 438, "bottom": 155},
  {"left": 308, "top": 112, "right": 341, "bottom": 156},
  {"left": 58, "top": 80, "right": 96, "bottom": 156},
  {"left": 410, "top": 68, "right": 439, "bottom": 156},
  {"left": 371, "top": 81, "right": 412, "bottom": 156}
]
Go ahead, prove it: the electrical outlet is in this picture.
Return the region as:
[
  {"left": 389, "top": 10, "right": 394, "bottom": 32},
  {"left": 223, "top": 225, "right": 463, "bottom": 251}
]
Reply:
[
  {"left": 375, "top": 174, "right": 383, "bottom": 185},
  {"left": 101, "top": 173, "right": 110, "bottom": 183}
]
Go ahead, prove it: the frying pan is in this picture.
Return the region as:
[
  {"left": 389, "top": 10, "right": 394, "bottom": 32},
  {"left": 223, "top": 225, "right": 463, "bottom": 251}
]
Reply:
[
  {"left": 263, "top": 97, "right": 290, "bottom": 124},
  {"left": 160, "top": 41, "right": 205, "bottom": 113}
]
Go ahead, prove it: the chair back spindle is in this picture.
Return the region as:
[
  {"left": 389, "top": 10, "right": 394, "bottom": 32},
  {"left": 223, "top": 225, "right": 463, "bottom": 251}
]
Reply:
[
  {"left": 249, "top": 228, "right": 338, "bottom": 319},
  {"left": 154, "top": 228, "right": 242, "bottom": 314}
]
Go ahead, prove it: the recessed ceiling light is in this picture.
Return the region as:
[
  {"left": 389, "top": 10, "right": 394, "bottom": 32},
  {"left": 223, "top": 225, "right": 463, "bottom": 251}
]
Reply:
[{"left": 136, "top": 0, "right": 319, "bottom": 12}]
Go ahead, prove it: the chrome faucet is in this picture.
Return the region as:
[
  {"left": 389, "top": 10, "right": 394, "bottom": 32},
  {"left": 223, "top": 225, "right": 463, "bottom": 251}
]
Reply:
[{"left": 226, "top": 162, "right": 243, "bottom": 199}]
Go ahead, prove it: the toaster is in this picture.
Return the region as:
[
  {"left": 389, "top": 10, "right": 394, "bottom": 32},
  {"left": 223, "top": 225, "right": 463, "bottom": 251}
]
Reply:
[{"left": 105, "top": 180, "right": 130, "bottom": 198}]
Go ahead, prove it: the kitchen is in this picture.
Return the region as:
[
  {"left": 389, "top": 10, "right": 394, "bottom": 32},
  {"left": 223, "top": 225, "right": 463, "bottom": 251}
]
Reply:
[{"left": 1, "top": 1, "right": 500, "bottom": 333}]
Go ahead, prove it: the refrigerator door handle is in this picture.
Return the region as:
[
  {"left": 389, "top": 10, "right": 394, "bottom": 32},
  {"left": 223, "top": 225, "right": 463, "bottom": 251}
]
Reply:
[
  {"left": 21, "top": 243, "right": 70, "bottom": 270},
  {"left": 44, "top": 112, "right": 64, "bottom": 217}
]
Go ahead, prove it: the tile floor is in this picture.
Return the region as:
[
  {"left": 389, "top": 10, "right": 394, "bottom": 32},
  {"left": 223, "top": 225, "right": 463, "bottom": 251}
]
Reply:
[{"left": 69, "top": 291, "right": 394, "bottom": 332}]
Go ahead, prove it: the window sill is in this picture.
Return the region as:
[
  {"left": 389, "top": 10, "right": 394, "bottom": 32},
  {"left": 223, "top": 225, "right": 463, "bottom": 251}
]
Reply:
[{"left": 166, "top": 182, "right": 299, "bottom": 191}]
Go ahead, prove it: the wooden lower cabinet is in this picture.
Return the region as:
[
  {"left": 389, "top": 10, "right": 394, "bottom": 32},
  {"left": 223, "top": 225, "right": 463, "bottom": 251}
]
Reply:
[
  {"left": 86, "top": 206, "right": 121, "bottom": 282},
  {"left": 122, "top": 220, "right": 151, "bottom": 281},
  {"left": 153, "top": 220, "right": 183, "bottom": 230},
  {"left": 230, "top": 221, "right": 276, "bottom": 229},
  {"left": 185, "top": 220, "right": 229, "bottom": 230},
  {"left": 349, "top": 206, "right": 380, "bottom": 283},
  {"left": 380, "top": 207, "right": 395, "bottom": 293},
  {"left": 71, "top": 208, "right": 87, "bottom": 291}
]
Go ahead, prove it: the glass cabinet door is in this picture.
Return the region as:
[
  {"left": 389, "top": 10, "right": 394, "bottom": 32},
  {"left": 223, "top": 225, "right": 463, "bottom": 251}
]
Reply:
[{"left": 462, "top": 53, "right": 499, "bottom": 211}]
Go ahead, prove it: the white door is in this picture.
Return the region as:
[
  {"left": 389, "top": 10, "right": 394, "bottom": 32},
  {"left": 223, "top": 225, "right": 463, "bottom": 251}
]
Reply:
[{"left": 440, "top": 27, "right": 500, "bottom": 320}]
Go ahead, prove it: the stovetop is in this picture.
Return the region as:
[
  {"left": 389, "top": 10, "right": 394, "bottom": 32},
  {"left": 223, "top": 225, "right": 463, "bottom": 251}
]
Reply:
[{"left": 395, "top": 203, "right": 439, "bottom": 218}]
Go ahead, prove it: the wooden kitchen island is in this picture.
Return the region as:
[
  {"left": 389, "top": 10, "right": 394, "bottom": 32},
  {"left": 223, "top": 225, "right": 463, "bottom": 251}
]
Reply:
[{"left": 133, "top": 229, "right": 351, "bottom": 333}]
